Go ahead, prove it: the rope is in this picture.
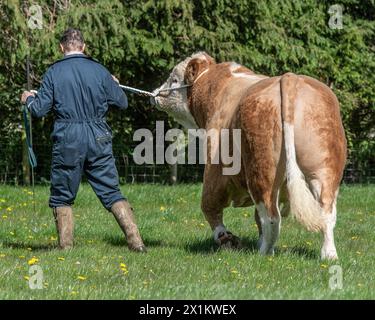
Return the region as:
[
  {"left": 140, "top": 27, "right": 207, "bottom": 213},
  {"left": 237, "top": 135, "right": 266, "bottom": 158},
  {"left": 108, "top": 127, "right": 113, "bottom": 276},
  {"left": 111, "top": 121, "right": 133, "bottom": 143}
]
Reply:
[
  {"left": 119, "top": 84, "right": 154, "bottom": 97},
  {"left": 119, "top": 83, "right": 192, "bottom": 97}
]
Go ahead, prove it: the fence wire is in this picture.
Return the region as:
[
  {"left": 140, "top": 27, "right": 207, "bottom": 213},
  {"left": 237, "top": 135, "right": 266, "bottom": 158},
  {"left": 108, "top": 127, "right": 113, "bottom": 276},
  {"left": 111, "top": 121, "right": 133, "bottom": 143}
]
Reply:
[{"left": 0, "top": 140, "right": 373, "bottom": 185}]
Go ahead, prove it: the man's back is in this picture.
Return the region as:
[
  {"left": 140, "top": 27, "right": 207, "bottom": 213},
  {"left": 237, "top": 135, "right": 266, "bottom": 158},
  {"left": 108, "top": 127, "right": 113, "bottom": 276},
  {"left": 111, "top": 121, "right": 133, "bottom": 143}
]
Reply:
[{"left": 28, "top": 53, "right": 127, "bottom": 120}]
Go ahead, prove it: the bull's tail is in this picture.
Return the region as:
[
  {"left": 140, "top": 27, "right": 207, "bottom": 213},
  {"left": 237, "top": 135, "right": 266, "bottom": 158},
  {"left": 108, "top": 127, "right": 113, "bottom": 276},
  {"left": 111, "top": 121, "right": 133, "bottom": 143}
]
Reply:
[{"left": 280, "top": 73, "right": 325, "bottom": 232}]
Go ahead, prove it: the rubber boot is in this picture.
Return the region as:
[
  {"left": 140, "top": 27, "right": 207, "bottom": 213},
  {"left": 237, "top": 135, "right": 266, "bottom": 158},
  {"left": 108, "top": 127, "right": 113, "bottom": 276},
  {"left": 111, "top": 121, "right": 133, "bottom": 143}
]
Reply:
[
  {"left": 53, "top": 206, "right": 74, "bottom": 249},
  {"left": 111, "top": 200, "right": 147, "bottom": 252}
]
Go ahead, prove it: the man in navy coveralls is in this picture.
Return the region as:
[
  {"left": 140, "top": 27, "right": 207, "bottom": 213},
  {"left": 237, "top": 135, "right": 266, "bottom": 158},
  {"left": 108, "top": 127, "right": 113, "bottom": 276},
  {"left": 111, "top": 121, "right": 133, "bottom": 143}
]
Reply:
[{"left": 20, "top": 28, "right": 146, "bottom": 252}]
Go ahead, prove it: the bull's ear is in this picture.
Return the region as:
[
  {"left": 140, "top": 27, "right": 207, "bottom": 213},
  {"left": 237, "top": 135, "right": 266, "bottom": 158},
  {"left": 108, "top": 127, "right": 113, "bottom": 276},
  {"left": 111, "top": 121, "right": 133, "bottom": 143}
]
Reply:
[{"left": 185, "top": 57, "right": 211, "bottom": 85}]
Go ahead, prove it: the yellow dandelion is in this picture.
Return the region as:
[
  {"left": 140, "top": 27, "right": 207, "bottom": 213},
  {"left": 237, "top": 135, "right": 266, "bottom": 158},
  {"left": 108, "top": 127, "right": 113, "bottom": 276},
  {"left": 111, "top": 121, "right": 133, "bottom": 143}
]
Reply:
[
  {"left": 320, "top": 264, "right": 328, "bottom": 269},
  {"left": 50, "top": 236, "right": 57, "bottom": 241},
  {"left": 71, "top": 291, "right": 79, "bottom": 295},
  {"left": 6, "top": 207, "right": 12, "bottom": 212},
  {"left": 2, "top": 215, "right": 8, "bottom": 219},
  {"left": 28, "top": 257, "right": 39, "bottom": 265},
  {"left": 28, "top": 235, "right": 34, "bottom": 239},
  {"left": 160, "top": 206, "right": 166, "bottom": 211},
  {"left": 305, "top": 241, "right": 312, "bottom": 246},
  {"left": 58, "top": 257, "right": 65, "bottom": 261},
  {"left": 24, "top": 276, "right": 30, "bottom": 281},
  {"left": 23, "top": 203, "right": 27, "bottom": 207},
  {"left": 77, "top": 275, "right": 87, "bottom": 281},
  {"left": 9, "top": 231, "right": 15, "bottom": 236},
  {"left": 282, "top": 244, "right": 288, "bottom": 249},
  {"left": 256, "top": 283, "right": 264, "bottom": 289},
  {"left": 27, "top": 191, "right": 33, "bottom": 195},
  {"left": 0, "top": 199, "right": 6, "bottom": 203},
  {"left": 19, "top": 255, "right": 26, "bottom": 259},
  {"left": 0, "top": 254, "right": 5, "bottom": 258},
  {"left": 351, "top": 236, "right": 359, "bottom": 240},
  {"left": 199, "top": 223, "right": 205, "bottom": 227},
  {"left": 120, "top": 262, "right": 129, "bottom": 275}
]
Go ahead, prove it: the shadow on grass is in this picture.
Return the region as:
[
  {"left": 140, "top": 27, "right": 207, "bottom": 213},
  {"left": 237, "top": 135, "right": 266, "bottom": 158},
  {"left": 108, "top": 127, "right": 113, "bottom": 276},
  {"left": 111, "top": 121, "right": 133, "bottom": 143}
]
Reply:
[
  {"left": 103, "top": 234, "right": 163, "bottom": 248},
  {"left": 1, "top": 240, "right": 56, "bottom": 251},
  {"left": 184, "top": 237, "right": 319, "bottom": 259},
  {"left": 184, "top": 236, "right": 259, "bottom": 255},
  {"left": 281, "top": 246, "right": 320, "bottom": 260}
]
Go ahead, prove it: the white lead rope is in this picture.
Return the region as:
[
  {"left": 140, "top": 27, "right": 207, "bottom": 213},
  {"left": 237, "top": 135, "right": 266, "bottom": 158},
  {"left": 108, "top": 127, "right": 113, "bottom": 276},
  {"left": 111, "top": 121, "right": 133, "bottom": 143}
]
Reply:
[{"left": 119, "top": 83, "right": 192, "bottom": 97}]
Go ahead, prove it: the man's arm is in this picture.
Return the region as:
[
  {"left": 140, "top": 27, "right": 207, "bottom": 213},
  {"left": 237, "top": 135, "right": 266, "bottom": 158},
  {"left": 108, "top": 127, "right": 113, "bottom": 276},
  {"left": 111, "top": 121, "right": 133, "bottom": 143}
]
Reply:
[
  {"left": 21, "top": 70, "right": 54, "bottom": 118},
  {"left": 104, "top": 72, "right": 128, "bottom": 109}
]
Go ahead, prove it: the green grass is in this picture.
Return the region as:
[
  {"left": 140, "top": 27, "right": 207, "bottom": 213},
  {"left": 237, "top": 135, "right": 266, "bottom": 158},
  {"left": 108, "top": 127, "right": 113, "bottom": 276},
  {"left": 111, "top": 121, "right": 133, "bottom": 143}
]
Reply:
[{"left": 0, "top": 183, "right": 374, "bottom": 299}]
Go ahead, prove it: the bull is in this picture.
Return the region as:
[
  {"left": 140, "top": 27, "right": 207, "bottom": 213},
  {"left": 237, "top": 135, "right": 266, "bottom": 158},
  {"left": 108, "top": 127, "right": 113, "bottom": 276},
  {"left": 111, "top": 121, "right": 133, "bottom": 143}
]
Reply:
[{"left": 151, "top": 52, "right": 347, "bottom": 260}]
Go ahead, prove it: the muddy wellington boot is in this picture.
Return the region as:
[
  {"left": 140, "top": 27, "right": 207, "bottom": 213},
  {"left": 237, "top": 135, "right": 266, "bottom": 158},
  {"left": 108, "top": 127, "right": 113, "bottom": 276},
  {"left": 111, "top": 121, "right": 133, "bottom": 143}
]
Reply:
[
  {"left": 111, "top": 200, "right": 147, "bottom": 252},
  {"left": 53, "top": 206, "right": 74, "bottom": 249}
]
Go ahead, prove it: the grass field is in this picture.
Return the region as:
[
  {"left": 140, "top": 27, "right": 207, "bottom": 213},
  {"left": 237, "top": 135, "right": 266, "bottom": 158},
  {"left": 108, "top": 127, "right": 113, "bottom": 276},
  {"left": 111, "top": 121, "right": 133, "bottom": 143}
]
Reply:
[{"left": 0, "top": 183, "right": 374, "bottom": 299}]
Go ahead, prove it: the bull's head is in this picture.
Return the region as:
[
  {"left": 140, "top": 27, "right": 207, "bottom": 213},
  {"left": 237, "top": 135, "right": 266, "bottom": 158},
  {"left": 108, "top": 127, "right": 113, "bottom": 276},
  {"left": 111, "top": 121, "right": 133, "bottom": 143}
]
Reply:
[{"left": 151, "top": 52, "right": 214, "bottom": 128}]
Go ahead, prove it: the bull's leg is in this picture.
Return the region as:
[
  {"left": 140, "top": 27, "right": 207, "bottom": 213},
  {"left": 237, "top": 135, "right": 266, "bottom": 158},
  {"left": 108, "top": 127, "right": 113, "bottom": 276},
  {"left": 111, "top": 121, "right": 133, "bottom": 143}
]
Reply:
[
  {"left": 201, "top": 202, "right": 242, "bottom": 249},
  {"left": 310, "top": 179, "right": 339, "bottom": 260},
  {"left": 254, "top": 209, "right": 263, "bottom": 249},
  {"left": 201, "top": 163, "right": 241, "bottom": 249},
  {"left": 321, "top": 202, "right": 338, "bottom": 260},
  {"left": 256, "top": 200, "right": 281, "bottom": 255}
]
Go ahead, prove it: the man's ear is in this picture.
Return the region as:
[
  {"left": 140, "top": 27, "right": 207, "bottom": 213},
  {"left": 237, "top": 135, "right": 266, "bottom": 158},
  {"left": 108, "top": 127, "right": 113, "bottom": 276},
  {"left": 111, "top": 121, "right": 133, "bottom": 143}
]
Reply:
[
  {"left": 185, "top": 57, "right": 212, "bottom": 85},
  {"left": 59, "top": 44, "right": 65, "bottom": 54}
]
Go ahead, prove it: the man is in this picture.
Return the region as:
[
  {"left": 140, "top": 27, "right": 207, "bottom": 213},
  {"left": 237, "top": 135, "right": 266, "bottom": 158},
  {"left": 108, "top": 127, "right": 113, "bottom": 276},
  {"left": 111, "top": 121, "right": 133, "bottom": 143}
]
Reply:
[{"left": 21, "top": 28, "right": 146, "bottom": 252}]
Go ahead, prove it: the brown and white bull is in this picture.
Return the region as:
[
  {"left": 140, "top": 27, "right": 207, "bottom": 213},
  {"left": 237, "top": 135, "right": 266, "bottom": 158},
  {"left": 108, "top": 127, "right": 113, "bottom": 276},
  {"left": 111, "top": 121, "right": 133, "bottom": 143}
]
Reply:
[{"left": 152, "top": 52, "right": 347, "bottom": 260}]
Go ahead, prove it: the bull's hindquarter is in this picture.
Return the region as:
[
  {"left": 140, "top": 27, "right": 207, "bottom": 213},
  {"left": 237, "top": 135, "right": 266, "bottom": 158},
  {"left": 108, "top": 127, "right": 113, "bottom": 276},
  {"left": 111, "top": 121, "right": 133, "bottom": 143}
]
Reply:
[{"left": 198, "top": 72, "right": 346, "bottom": 259}]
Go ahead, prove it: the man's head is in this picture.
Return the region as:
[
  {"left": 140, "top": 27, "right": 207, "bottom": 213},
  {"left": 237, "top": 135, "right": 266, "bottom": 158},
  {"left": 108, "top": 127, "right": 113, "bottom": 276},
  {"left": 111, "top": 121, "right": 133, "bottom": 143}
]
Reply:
[{"left": 60, "top": 28, "right": 85, "bottom": 54}]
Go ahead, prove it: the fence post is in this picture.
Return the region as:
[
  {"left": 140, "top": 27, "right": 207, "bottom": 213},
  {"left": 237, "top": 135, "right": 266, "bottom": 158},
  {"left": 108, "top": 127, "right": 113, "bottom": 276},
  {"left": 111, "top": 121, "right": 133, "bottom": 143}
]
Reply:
[{"left": 170, "top": 162, "right": 178, "bottom": 185}]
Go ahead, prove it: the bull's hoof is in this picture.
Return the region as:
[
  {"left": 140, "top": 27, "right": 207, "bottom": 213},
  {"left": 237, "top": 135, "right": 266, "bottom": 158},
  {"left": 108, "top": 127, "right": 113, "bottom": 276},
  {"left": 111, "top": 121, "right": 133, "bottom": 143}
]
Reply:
[
  {"left": 216, "top": 231, "right": 242, "bottom": 249},
  {"left": 321, "top": 248, "right": 338, "bottom": 261}
]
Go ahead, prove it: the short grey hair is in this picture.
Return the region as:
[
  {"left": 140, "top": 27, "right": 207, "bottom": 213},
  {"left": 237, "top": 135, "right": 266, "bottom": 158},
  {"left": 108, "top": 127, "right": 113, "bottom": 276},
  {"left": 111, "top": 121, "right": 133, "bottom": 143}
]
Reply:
[{"left": 60, "top": 28, "right": 85, "bottom": 51}]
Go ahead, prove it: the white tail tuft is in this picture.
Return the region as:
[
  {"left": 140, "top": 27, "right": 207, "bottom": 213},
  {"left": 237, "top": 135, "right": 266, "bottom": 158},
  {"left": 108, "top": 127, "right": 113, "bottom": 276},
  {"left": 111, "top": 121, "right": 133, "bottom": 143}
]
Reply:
[
  {"left": 281, "top": 73, "right": 325, "bottom": 232},
  {"left": 284, "top": 124, "right": 325, "bottom": 232}
]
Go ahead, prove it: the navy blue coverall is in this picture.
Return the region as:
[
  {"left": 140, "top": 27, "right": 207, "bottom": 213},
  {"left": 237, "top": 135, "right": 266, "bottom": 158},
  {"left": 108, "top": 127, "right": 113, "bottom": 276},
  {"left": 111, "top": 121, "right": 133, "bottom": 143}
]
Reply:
[{"left": 26, "top": 54, "right": 128, "bottom": 210}]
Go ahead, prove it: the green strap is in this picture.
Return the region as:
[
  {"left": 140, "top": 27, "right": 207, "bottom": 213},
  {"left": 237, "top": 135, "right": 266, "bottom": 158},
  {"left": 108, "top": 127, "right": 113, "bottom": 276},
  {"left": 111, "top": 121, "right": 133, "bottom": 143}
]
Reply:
[{"left": 22, "top": 105, "right": 37, "bottom": 168}]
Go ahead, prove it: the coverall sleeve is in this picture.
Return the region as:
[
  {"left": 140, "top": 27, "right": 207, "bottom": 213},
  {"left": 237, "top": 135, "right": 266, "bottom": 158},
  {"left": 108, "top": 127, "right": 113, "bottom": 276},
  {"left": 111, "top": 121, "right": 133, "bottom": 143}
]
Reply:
[
  {"left": 103, "top": 72, "right": 128, "bottom": 109},
  {"left": 26, "top": 68, "right": 54, "bottom": 118}
]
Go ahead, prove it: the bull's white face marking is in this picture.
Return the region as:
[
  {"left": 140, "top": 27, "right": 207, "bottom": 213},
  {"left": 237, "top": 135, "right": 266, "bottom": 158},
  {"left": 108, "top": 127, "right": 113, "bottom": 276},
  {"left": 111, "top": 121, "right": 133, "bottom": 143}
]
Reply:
[
  {"left": 153, "top": 52, "right": 208, "bottom": 129},
  {"left": 256, "top": 202, "right": 281, "bottom": 255}
]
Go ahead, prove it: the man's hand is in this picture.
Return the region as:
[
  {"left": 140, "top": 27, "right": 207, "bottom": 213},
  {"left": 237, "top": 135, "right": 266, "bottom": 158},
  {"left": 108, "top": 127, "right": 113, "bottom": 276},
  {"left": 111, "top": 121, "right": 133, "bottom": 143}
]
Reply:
[
  {"left": 112, "top": 75, "right": 119, "bottom": 84},
  {"left": 20, "top": 91, "right": 35, "bottom": 104}
]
